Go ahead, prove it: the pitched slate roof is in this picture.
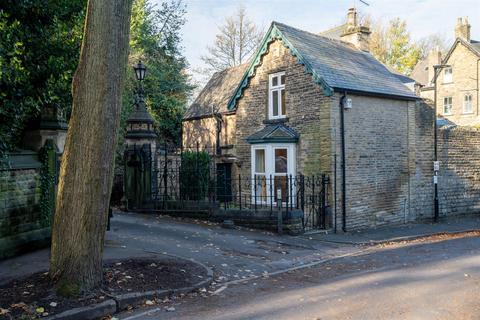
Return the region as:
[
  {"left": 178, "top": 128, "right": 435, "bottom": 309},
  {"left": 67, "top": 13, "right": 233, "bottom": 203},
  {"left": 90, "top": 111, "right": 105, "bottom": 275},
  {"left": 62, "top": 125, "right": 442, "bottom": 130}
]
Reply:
[
  {"left": 411, "top": 58, "right": 430, "bottom": 86},
  {"left": 228, "top": 22, "right": 418, "bottom": 110},
  {"left": 246, "top": 123, "right": 299, "bottom": 144},
  {"left": 276, "top": 22, "right": 418, "bottom": 97},
  {"left": 184, "top": 63, "right": 248, "bottom": 120}
]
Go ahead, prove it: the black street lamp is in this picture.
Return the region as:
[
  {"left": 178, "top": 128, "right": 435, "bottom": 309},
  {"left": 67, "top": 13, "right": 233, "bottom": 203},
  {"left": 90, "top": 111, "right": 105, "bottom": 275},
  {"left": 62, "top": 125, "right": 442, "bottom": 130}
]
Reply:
[
  {"left": 125, "top": 60, "right": 156, "bottom": 141},
  {"left": 133, "top": 60, "right": 147, "bottom": 81},
  {"left": 432, "top": 63, "right": 451, "bottom": 222}
]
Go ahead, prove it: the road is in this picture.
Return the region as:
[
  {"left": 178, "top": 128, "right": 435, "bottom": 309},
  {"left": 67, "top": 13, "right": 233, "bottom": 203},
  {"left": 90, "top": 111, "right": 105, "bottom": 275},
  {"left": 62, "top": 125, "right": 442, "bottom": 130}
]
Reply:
[{"left": 111, "top": 213, "right": 480, "bottom": 320}]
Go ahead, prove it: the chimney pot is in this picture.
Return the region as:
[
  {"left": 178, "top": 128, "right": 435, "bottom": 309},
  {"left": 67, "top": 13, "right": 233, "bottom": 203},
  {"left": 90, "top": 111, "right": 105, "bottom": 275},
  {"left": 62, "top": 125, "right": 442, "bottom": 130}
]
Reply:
[
  {"left": 341, "top": 8, "right": 371, "bottom": 52},
  {"left": 455, "top": 16, "right": 471, "bottom": 42}
]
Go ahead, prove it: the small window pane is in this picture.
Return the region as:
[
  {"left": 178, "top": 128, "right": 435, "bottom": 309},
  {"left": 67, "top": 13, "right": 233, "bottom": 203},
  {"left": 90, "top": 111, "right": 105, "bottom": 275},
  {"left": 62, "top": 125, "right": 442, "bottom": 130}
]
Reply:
[
  {"left": 272, "top": 91, "right": 279, "bottom": 116},
  {"left": 281, "top": 89, "right": 286, "bottom": 115},
  {"left": 272, "top": 76, "right": 278, "bottom": 87},
  {"left": 280, "top": 74, "right": 285, "bottom": 85},
  {"left": 275, "top": 149, "right": 288, "bottom": 173},
  {"left": 255, "top": 149, "right": 265, "bottom": 173}
]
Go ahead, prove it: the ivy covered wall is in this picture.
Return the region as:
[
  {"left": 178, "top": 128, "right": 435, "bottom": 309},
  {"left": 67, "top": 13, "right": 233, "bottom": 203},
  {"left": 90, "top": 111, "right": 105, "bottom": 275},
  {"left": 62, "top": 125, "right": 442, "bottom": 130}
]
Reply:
[{"left": 0, "top": 142, "right": 56, "bottom": 259}]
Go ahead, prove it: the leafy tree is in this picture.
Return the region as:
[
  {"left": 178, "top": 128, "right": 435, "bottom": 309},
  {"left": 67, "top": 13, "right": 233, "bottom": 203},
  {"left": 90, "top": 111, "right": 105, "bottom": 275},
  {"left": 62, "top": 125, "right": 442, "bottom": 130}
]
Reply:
[
  {"left": 124, "top": 0, "right": 192, "bottom": 146},
  {"left": 50, "top": 0, "right": 133, "bottom": 294},
  {"left": 369, "top": 18, "right": 422, "bottom": 75},
  {"left": 0, "top": 0, "right": 85, "bottom": 156},
  {"left": 417, "top": 33, "right": 449, "bottom": 59},
  {"left": 201, "top": 5, "right": 263, "bottom": 72}
]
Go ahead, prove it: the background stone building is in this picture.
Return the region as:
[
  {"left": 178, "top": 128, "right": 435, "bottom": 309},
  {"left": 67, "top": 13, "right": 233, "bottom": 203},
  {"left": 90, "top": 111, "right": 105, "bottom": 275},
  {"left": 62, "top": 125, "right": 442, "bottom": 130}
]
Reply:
[{"left": 411, "top": 17, "right": 480, "bottom": 126}]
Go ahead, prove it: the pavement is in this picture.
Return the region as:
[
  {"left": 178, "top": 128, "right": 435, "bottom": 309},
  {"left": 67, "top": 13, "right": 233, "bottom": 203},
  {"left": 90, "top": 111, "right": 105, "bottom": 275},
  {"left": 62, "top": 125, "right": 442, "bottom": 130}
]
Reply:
[{"left": 305, "top": 215, "right": 480, "bottom": 244}]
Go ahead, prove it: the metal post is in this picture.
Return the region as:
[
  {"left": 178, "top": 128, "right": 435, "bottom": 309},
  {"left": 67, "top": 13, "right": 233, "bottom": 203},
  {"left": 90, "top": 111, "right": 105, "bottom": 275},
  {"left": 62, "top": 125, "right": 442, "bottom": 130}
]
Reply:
[
  {"left": 434, "top": 66, "right": 439, "bottom": 223},
  {"left": 277, "top": 187, "right": 283, "bottom": 235},
  {"left": 238, "top": 174, "right": 242, "bottom": 210},
  {"left": 254, "top": 175, "right": 257, "bottom": 212},
  {"left": 432, "top": 64, "right": 450, "bottom": 222},
  {"left": 270, "top": 175, "right": 273, "bottom": 213},
  {"left": 334, "top": 153, "right": 337, "bottom": 233},
  {"left": 285, "top": 174, "right": 289, "bottom": 218},
  {"left": 224, "top": 169, "right": 227, "bottom": 210},
  {"left": 163, "top": 141, "right": 168, "bottom": 209}
]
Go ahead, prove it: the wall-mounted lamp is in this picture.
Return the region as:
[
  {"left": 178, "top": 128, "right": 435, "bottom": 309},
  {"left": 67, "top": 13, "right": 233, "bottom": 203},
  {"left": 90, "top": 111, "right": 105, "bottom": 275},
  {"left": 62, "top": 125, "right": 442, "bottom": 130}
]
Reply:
[{"left": 343, "top": 98, "right": 353, "bottom": 109}]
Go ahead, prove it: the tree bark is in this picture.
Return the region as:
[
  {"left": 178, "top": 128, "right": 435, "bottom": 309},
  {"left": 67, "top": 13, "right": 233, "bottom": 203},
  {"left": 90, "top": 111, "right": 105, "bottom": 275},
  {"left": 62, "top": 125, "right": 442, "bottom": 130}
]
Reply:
[{"left": 50, "top": 0, "right": 133, "bottom": 293}]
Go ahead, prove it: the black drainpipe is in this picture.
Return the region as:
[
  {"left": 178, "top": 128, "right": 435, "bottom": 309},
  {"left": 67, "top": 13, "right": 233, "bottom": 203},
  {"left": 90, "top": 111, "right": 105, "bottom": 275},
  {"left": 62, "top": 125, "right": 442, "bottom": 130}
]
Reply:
[{"left": 339, "top": 92, "right": 347, "bottom": 232}]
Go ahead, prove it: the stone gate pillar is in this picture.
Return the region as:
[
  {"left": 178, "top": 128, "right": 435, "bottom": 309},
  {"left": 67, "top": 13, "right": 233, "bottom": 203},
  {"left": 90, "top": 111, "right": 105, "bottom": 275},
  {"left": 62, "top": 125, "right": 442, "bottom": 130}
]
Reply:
[{"left": 124, "top": 91, "right": 157, "bottom": 210}]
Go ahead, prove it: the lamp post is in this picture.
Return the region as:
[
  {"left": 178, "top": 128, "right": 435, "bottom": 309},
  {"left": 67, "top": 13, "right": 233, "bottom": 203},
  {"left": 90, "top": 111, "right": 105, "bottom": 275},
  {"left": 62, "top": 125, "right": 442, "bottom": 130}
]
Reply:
[
  {"left": 124, "top": 60, "right": 156, "bottom": 210},
  {"left": 432, "top": 64, "right": 451, "bottom": 222}
]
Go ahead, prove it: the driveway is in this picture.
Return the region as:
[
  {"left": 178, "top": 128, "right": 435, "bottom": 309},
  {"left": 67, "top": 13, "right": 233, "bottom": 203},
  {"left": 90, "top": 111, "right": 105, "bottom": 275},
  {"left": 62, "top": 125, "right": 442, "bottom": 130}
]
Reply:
[{"left": 107, "top": 211, "right": 359, "bottom": 283}]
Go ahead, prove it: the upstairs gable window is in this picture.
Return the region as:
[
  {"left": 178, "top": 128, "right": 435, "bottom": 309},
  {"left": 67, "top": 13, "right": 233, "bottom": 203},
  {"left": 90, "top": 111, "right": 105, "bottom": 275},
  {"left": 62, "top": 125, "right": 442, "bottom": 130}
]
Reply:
[
  {"left": 268, "top": 72, "right": 286, "bottom": 119},
  {"left": 444, "top": 67, "right": 453, "bottom": 83}
]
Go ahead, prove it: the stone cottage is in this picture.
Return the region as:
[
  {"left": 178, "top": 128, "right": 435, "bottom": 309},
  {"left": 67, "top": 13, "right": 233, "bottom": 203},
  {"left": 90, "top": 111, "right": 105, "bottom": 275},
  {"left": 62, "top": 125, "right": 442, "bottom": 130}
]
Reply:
[
  {"left": 411, "top": 17, "right": 480, "bottom": 126},
  {"left": 183, "top": 9, "right": 480, "bottom": 232},
  {"left": 182, "top": 8, "right": 439, "bottom": 231}
]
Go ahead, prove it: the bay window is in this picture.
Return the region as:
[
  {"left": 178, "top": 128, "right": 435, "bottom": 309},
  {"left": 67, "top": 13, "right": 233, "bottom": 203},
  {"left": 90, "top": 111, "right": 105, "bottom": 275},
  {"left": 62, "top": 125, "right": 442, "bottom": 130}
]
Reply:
[{"left": 251, "top": 144, "right": 295, "bottom": 204}]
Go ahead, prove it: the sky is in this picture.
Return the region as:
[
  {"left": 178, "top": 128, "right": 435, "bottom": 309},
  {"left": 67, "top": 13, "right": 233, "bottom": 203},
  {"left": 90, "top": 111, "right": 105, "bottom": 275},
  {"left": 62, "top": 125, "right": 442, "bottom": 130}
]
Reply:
[{"left": 153, "top": 0, "right": 480, "bottom": 84}]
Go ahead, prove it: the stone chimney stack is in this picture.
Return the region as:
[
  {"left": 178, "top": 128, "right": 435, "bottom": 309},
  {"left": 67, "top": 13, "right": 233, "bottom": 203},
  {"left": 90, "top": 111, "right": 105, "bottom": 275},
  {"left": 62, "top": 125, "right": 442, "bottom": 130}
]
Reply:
[
  {"left": 455, "top": 17, "right": 471, "bottom": 42},
  {"left": 427, "top": 48, "right": 442, "bottom": 85},
  {"left": 346, "top": 7, "right": 358, "bottom": 31},
  {"left": 340, "top": 8, "right": 371, "bottom": 52}
]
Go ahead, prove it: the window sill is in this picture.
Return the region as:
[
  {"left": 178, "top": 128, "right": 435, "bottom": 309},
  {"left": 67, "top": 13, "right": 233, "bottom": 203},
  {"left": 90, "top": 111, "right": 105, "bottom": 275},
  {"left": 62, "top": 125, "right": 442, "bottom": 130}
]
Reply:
[
  {"left": 443, "top": 113, "right": 453, "bottom": 116},
  {"left": 442, "top": 82, "right": 453, "bottom": 85},
  {"left": 461, "top": 112, "right": 474, "bottom": 115},
  {"left": 264, "top": 117, "right": 289, "bottom": 124}
]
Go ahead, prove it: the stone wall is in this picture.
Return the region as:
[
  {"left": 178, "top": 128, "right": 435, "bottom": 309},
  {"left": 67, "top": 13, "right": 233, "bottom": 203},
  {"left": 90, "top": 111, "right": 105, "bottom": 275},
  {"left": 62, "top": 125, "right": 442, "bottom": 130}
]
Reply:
[
  {"left": 438, "top": 126, "right": 480, "bottom": 216},
  {"left": 182, "top": 117, "right": 217, "bottom": 150},
  {"left": 409, "top": 101, "right": 434, "bottom": 221},
  {"left": 330, "top": 94, "right": 417, "bottom": 230},
  {"left": 0, "top": 150, "right": 52, "bottom": 259},
  {"left": 182, "top": 113, "right": 237, "bottom": 154}
]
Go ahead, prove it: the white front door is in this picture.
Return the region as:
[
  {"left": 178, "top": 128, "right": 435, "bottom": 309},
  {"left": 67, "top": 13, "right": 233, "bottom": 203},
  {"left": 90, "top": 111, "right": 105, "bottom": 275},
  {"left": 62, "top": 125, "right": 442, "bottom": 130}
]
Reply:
[{"left": 251, "top": 144, "right": 296, "bottom": 204}]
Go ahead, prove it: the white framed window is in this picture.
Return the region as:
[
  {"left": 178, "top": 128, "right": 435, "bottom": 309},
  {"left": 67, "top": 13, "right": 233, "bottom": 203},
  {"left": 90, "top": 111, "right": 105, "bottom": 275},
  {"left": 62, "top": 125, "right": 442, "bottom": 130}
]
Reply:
[
  {"left": 444, "top": 67, "right": 453, "bottom": 83},
  {"left": 443, "top": 97, "right": 453, "bottom": 115},
  {"left": 463, "top": 94, "right": 473, "bottom": 114},
  {"left": 251, "top": 144, "right": 295, "bottom": 204},
  {"left": 268, "top": 72, "right": 286, "bottom": 119}
]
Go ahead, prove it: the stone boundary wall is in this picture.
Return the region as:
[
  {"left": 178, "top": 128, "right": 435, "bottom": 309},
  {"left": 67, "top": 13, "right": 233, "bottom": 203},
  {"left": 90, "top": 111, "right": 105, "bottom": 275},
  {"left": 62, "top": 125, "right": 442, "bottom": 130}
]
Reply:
[
  {"left": 438, "top": 126, "right": 480, "bottom": 217},
  {"left": 0, "top": 148, "right": 54, "bottom": 259}
]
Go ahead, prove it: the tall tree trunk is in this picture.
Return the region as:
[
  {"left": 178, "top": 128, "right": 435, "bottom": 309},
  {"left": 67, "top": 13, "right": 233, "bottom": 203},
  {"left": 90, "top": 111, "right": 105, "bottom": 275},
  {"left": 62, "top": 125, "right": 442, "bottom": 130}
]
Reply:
[{"left": 50, "top": 0, "right": 133, "bottom": 294}]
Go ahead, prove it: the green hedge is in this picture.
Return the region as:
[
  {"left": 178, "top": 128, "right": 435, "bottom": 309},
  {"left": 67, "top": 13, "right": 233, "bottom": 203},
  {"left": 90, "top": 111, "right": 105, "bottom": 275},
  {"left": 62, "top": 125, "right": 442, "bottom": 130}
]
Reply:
[{"left": 179, "top": 151, "right": 211, "bottom": 201}]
